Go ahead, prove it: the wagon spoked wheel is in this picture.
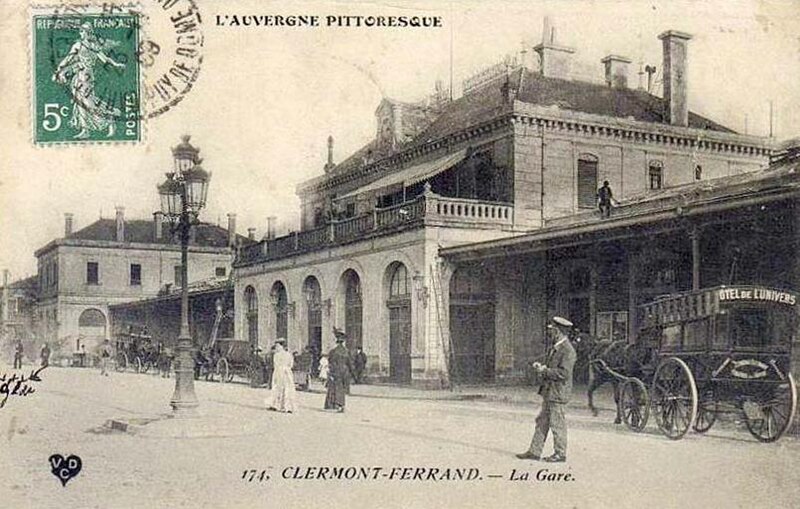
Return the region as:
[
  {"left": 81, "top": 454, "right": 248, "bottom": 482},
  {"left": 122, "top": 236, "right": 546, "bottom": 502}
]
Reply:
[
  {"left": 620, "top": 377, "right": 650, "bottom": 432},
  {"left": 651, "top": 357, "right": 698, "bottom": 440},
  {"left": 216, "top": 358, "right": 230, "bottom": 384},
  {"left": 115, "top": 352, "right": 128, "bottom": 372},
  {"left": 744, "top": 373, "right": 798, "bottom": 443},
  {"left": 694, "top": 392, "right": 718, "bottom": 433}
]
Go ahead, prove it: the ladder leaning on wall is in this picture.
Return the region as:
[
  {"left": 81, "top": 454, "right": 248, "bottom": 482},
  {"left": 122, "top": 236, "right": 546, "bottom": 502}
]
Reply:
[{"left": 430, "top": 262, "right": 454, "bottom": 390}]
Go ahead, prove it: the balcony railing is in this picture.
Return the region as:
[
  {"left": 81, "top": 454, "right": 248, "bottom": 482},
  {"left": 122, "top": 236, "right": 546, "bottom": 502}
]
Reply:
[{"left": 236, "top": 193, "right": 513, "bottom": 265}]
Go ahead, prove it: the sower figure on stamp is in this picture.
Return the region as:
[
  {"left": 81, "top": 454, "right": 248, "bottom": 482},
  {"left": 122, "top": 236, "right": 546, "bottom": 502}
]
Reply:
[
  {"left": 517, "top": 316, "right": 577, "bottom": 463},
  {"left": 324, "top": 328, "right": 353, "bottom": 413}
]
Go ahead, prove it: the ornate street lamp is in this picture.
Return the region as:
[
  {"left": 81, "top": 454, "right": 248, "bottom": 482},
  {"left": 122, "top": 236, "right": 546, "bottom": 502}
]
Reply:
[{"left": 157, "top": 135, "right": 211, "bottom": 414}]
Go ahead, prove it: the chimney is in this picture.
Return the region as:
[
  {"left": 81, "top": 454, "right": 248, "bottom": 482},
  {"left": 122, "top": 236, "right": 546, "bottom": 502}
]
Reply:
[
  {"left": 266, "top": 216, "right": 277, "bottom": 240},
  {"left": 533, "top": 17, "right": 575, "bottom": 80},
  {"left": 153, "top": 211, "right": 164, "bottom": 240},
  {"left": 227, "top": 213, "right": 237, "bottom": 247},
  {"left": 601, "top": 55, "right": 631, "bottom": 88},
  {"left": 659, "top": 30, "right": 692, "bottom": 127},
  {"left": 64, "top": 213, "right": 74, "bottom": 236},
  {"left": 115, "top": 206, "right": 125, "bottom": 242},
  {"left": 247, "top": 228, "right": 256, "bottom": 241},
  {"left": 324, "top": 135, "right": 335, "bottom": 173}
]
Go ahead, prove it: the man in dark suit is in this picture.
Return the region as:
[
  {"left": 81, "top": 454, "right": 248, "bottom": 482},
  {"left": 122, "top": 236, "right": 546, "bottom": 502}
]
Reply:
[
  {"left": 517, "top": 316, "right": 577, "bottom": 463},
  {"left": 324, "top": 328, "right": 353, "bottom": 413}
]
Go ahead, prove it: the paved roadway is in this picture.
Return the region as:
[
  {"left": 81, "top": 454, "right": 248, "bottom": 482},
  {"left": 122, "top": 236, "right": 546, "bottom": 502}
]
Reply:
[{"left": 1, "top": 364, "right": 798, "bottom": 509}]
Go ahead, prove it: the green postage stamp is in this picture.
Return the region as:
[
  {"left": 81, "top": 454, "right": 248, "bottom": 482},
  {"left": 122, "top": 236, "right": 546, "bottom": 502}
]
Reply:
[{"left": 32, "top": 9, "right": 141, "bottom": 144}]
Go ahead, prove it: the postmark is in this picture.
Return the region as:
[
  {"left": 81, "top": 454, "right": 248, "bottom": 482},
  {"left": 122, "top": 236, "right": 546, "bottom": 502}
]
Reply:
[{"left": 31, "top": 1, "right": 204, "bottom": 144}]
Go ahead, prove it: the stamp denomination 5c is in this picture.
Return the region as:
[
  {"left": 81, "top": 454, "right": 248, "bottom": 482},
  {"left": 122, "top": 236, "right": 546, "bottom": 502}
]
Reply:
[{"left": 33, "top": 10, "right": 141, "bottom": 144}]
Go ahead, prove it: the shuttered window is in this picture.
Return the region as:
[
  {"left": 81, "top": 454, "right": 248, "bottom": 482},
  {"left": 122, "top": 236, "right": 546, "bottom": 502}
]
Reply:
[{"left": 577, "top": 156, "right": 598, "bottom": 209}]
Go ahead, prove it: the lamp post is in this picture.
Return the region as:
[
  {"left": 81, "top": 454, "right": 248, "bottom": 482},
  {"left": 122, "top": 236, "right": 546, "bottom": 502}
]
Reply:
[{"left": 157, "top": 135, "right": 211, "bottom": 414}]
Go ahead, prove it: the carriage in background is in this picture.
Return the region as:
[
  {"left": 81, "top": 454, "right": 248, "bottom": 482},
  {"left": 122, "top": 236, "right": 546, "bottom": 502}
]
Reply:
[
  {"left": 114, "top": 326, "right": 172, "bottom": 375},
  {"left": 612, "top": 285, "right": 797, "bottom": 442}
]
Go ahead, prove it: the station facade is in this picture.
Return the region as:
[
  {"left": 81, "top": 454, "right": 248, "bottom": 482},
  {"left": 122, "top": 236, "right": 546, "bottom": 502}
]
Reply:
[{"left": 233, "top": 27, "right": 776, "bottom": 387}]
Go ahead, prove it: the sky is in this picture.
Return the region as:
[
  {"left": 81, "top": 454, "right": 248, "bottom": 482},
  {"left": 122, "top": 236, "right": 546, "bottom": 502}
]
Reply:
[{"left": 1, "top": 0, "right": 799, "bottom": 280}]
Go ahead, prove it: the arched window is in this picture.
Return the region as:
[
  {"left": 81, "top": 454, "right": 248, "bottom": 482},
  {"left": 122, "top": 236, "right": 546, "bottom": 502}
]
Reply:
[
  {"left": 304, "top": 276, "right": 322, "bottom": 357},
  {"left": 649, "top": 160, "right": 664, "bottom": 190},
  {"left": 342, "top": 270, "right": 363, "bottom": 350},
  {"left": 271, "top": 282, "right": 288, "bottom": 340},
  {"left": 389, "top": 263, "right": 410, "bottom": 298},
  {"left": 244, "top": 286, "right": 258, "bottom": 347},
  {"left": 79, "top": 308, "right": 106, "bottom": 327},
  {"left": 577, "top": 154, "right": 599, "bottom": 209}
]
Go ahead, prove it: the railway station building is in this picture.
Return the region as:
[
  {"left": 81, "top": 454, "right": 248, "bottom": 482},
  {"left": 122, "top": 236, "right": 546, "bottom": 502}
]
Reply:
[
  {"left": 232, "top": 26, "right": 779, "bottom": 387},
  {"left": 34, "top": 208, "right": 247, "bottom": 354}
]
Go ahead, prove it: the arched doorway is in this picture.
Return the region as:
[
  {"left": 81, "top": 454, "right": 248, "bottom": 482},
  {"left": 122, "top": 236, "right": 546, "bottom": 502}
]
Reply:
[
  {"left": 387, "top": 262, "right": 412, "bottom": 383},
  {"left": 449, "top": 265, "right": 495, "bottom": 383},
  {"left": 271, "top": 281, "right": 288, "bottom": 340},
  {"left": 78, "top": 308, "right": 107, "bottom": 350},
  {"left": 341, "top": 270, "right": 362, "bottom": 351},
  {"left": 244, "top": 286, "right": 258, "bottom": 348},
  {"left": 303, "top": 276, "right": 323, "bottom": 374}
]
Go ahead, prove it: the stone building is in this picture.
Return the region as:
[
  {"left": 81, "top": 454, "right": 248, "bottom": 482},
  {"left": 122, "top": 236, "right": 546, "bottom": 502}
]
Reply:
[
  {"left": 233, "top": 26, "right": 773, "bottom": 387},
  {"left": 0, "top": 270, "right": 39, "bottom": 360},
  {"left": 34, "top": 208, "right": 245, "bottom": 353}
]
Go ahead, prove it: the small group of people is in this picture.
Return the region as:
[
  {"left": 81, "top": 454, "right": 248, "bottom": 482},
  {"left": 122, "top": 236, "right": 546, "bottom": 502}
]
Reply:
[
  {"left": 11, "top": 339, "right": 51, "bottom": 369},
  {"left": 263, "top": 327, "right": 368, "bottom": 415}
]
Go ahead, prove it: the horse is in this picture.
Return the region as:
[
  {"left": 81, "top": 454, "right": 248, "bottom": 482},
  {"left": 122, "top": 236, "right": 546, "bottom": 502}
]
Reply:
[{"left": 571, "top": 331, "right": 652, "bottom": 424}]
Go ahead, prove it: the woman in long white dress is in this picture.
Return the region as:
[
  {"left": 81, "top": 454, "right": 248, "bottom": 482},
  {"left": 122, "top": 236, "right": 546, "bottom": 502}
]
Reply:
[{"left": 267, "top": 340, "right": 296, "bottom": 413}]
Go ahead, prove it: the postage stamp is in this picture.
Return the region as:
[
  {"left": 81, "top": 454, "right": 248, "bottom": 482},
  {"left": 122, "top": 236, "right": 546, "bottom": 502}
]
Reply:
[{"left": 32, "top": 9, "right": 141, "bottom": 143}]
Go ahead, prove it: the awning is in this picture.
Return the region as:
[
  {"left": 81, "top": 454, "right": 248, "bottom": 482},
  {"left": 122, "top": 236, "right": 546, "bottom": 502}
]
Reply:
[{"left": 337, "top": 149, "right": 467, "bottom": 200}]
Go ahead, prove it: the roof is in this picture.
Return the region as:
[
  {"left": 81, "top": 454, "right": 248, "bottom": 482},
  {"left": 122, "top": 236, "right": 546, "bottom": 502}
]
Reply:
[
  {"left": 318, "top": 68, "right": 735, "bottom": 186},
  {"left": 65, "top": 219, "right": 252, "bottom": 248},
  {"left": 1, "top": 275, "right": 38, "bottom": 292},
  {"left": 441, "top": 157, "right": 800, "bottom": 262},
  {"left": 109, "top": 278, "right": 232, "bottom": 310}
]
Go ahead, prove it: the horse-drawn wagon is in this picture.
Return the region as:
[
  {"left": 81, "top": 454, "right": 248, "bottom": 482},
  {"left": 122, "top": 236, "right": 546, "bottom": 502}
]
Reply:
[{"left": 587, "top": 285, "right": 797, "bottom": 442}]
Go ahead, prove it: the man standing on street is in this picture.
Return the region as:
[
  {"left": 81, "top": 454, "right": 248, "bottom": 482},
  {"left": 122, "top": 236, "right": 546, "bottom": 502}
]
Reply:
[
  {"left": 13, "top": 339, "right": 24, "bottom": 369},
  {"left": 517, "top": 316, "right": 577, "bottom": 463},
  {"left": 597, "top": 181, "right": 616, "bottom": 218},
  {"left": 324, "top": 328, "right": 353, "bottom": 412},
  {"left": 99, "top": 338, "right": 112, "bottom": 376},
  {"left": 353, "top": 346, "right": 367, "bottom": 384},
  {"left": 40, "top": 342, "right": 51, "bottom": 368}
]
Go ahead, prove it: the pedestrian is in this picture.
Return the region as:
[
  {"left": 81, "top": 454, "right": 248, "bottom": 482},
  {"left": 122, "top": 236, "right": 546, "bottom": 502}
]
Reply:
[
  {"left": 353, "top": 346, "right": 367, "bottom": 384},
  {"left": 318, "top": 354, "right": 329, "bottom": 383},
  {"left": 324, "top": 328, "right": 353, "bottom": 413},
  {"left": 99, "top": 339, "right": 112, "bottom": 376},
  {"left": 13, "top": 339, "right": 24, "bottom": 369},
  {"left": 267, "top": 340, "right": 297, "bottom": 413},
  {"left": 79, "top": 344, "right": 87, "bottom": 368},
  {"left": 597, "top": 181, "right": 616, "bottom": 218},
  {"left": 517, "top": 316, "right": 577, "bottom": 463},
  {"left": 263, "top": 344, "right": 275, "bottom": 390},
  {"left": 40, "top": 342, "right": 51, "bottom": 368}
]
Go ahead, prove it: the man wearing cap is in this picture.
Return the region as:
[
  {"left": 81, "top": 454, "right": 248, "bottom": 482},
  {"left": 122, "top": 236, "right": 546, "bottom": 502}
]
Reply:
[
  {"left": 324, "top": 328, "right": 353, "bottom": 412},
  {"left": 517, "top": 316, "right": 577, "bottom": 463}
]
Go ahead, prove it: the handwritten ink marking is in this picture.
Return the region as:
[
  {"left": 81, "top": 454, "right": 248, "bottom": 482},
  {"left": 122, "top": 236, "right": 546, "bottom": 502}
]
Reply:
[
  {"left": 0, "top": 366, "right": 46, "bottom": 409},
  {"left": 49, "top": 454, "right": 82, "bottom": 486}
]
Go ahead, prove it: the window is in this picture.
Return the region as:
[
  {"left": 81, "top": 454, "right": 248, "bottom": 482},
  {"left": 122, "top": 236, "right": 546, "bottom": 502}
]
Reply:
[
  {"left": 683, "top": 319, "right": 709, "bottom": 350},
  {"left": 649, "top": 161, "right": 663, "bottom": 190},
  {"left": 174, "top": 265, "right": 183, "bottom": 287},
  {"left": 215, "top": 267, "right": 227, "bottom": 277},
  {"left": 389, "top": 263, "right": 410, "bottom": 298},
  {"left": 577, "top": 155, "right": 598, "bottom": 209},
  {"left": 86, "top": 262, "right": 99, "bottom": 285},
  {"left": 661, "top": 324, "right": 681, "bottom": 350},
  {"left": 130, "top": 264, "right": 142, "bottom": 286}
]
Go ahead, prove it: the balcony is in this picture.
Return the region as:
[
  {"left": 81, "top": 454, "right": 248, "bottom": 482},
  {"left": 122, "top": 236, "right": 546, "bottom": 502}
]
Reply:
[{"left": 236, "top": 193, "right": 514, "bottom": 266}]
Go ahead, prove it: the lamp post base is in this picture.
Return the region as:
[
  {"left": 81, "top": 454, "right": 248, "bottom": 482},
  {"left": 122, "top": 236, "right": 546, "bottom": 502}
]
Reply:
[{"left": 170, "top": 334, "right": 199, "bottom": 415}]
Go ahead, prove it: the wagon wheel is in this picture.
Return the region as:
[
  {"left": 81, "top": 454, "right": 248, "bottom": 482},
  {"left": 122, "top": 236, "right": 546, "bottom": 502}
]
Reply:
[
  {"left": 115, "top": 352, "right": 128, "bottom": 372},
  {"left": 216, "top": 358, "right": 230, "bottom": 384},
  {"left": 694, "top": 391, "right": 718, "bottom": 433},
  {"left": 743, "top": 373, "right": 798, "bottom": 443},
  {"left": 651, "top": 357, "right": 698, "bottom": 440},
  {"left": 135, "top": 356, "right": 143, "bottom": 374},
  {"left": 620, "top": 377, "right": 650, "bottom": 432}
]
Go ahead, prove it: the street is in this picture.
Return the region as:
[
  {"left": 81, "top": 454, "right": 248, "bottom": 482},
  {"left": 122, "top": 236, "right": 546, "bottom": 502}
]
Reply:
[{"left": 1, "top": 364, "right": 798, "bottom": 509}]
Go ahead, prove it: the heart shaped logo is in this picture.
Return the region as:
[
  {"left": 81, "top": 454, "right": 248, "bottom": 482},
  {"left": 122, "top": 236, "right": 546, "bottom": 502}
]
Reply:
[{"left": 49, "top": 454, "right": 82, "bottom": 486}]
